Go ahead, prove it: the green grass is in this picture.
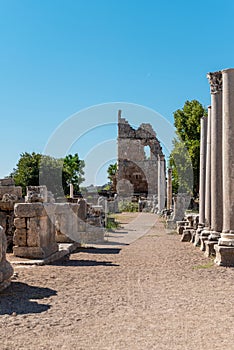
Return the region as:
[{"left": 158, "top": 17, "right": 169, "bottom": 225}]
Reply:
[{"left": 193, "top": 260, "right": 214, "bottom": 269}]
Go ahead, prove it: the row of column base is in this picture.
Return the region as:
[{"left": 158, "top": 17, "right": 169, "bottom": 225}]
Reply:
[{"left": 177, "top": 222, "right": 234, "bottom": 267}]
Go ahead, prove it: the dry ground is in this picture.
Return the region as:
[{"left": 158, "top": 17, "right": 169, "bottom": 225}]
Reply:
[{"left": 1, "top": 213, "right": 234, "bottom": 350}]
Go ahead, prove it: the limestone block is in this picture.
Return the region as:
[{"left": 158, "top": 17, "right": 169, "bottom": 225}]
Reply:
[
  {"left": 27, "top": 218, "right": 40, "bottom": 247},
  {"left": 13, "top": 228, "right": 27, "bottom": 246},
  {"left": 0, "top": 186, "right": 22, "bottom": 200},
  {"left": 14, "top": 217, "right": 27, "bottom": 229},
  {"left": 25, "top": 185, "right": 48, "bottom": 203},
  {"left": 14, "top": 203, "right": 46, "bottom": 218},
  {"left": 0, "top": 178, "right": 15, "bottom": 186},
  {"left": 13, "top": 243, "right": 58, "bottom": 259}
]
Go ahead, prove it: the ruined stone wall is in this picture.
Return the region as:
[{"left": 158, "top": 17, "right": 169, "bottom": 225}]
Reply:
[
  {"left": 117, "top": 111, "right": 164, "bottom": 197},
  {"left": 0, "top": 178, "right": 23, "bottom": 251}
]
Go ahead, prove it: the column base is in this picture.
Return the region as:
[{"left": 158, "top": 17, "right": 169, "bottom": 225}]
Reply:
[
  {"left": 218, "top": 232, "right": 234, "bottom": 246},
  {"left": 204, "top": 240, "right": 216, "bottom": 257},
  {"left": 176, "top": 221, "right": 187, "bottom": 235},
  {"left": 208, "top": 230, "right": 221, "bottom": 241},
  {"left": 214, "top": 245, "right": 234, "bottom": 267},
  {"left": 181, "top": 229, "right": 194, "bottom": 242},
  {"left": 200, "top": 229, "right": 210, "bottom": 251},
  {"left": 190, "top": 230, "right": 197, "bottom": 243},
  {"left": 194, "top": 224, "right": 204, "bottom": 247}
]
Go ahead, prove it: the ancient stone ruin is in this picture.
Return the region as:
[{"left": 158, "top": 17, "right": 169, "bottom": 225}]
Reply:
[
  {"left": 0, "top": 225, "right": 14, "bottom": 291},
  {"left": 117, "top": 110, "right": 166, "bottom": 211},
  {"left": 13, "top": 186, "right": 104, "bottom": 259},
  {"left": 0, "top": 178, "right": 23, "bottom": 251}
]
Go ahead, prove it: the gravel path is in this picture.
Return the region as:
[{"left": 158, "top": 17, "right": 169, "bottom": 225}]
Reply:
[{"left": 1, "top": 213, "right": 234, "bottom": 350}]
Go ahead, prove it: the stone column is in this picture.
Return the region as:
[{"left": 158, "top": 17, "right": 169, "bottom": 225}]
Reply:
[
  {"left": 195, "top": 114, "right": 208, "bottom": 246},
  {"left": 215, "top": 68, "right": 234, "bottom": 266},
  {"left": 198, "top": 116, "right": 207, "bottom": 225},
  {"left": 201, "top": 72, "right": 223, "bottom": 252},
  {"left": 208, "top": 72, "right": 223, "bottom": 239},
  {"left": 167, "top": 168, "right": 172, "bottom": 211},
  {"left": 204, "top": 106, "right": 212, "bottom": 227},
  {"left": 157, "top": 154, "right": 166, "bottom": 212}
]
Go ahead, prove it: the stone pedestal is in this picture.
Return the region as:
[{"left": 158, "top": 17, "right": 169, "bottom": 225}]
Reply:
[
  {"left": 200, "top": 229, "right": 210, "bottom": 251},
  {"left": 13, "top": 203, "right": 58, "bottom": 259},
  {"left": 0, "top": 226, "right": 13, "bottom": 291},
  {"left": 181, "top": 228, "right": 194, "bottom": 242},
  {"left": 214, "top": 245, "right": 234, "bottom": 267},
  {"left": 204, "top": 240, "right": 216, "bottom": 257}
]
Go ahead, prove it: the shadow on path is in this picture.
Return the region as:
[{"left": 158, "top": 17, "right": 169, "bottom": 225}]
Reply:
[
  {"left": 51, "top": 259, "right": 119, "bottom": 267},
  {"left": 77, "top": 247, "right": 122, "bottom": 255},
  {"left": 0, "top": 282, "right": 57, "bottom": 315}
]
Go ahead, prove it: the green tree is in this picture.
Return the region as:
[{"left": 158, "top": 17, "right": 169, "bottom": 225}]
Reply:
[
  {"left": 170, "top": 100, "right": 207, "bottom": 197},
  {"left": 62, "top": 153, "right": 85, "bottom": 195},
  {"left": 11, "top": 152, "right": 42, "bottom": 195},
  {"left": 11, "top": 152, "right": 85, "bottom": 197},
  {"left": 107, "top": 162, "right": 118, "bottom": 192}
]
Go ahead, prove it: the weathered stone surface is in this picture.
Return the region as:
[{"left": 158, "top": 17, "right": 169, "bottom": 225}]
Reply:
[
  {"left": 13, "top": 243, "right": 58, "bottom": 259},
  {"left": 181, "top": 229, "right": 193, "bottom": 242},
  {"left": 13, "top": 229, "right": 27, "bottom": 246},
  {"left": 14, "top": 217, "right": 27, "bottom": 229},
  {"left": 14, "top": 203, "right": 46, "bottom": 218},
  {"left": 0, "top": 186, "right": 22, "bottom": 200},
  {"left": 25, "top": 185, "right": 48, "bottom": 203},
  {"left": 117, "top": 111, "right": 164, "bottom": 197},
  {"left": 0, "top": 226, "right": 14, "bottom": 291},
  {"left": 204, "top": 240, "right": 216, "bottom": 257},
  {"left": 0, "top": 178, "right": 15, "bottom": 186},
  {"left": 214, "top": 245, "right": 234, "bottom": 267},
  {"left": 27, "top": 218, "right": 40, "bottom": 247}
]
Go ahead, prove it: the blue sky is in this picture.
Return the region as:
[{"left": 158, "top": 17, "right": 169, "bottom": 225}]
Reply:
[{"left": 1, "top": 0, "right": 234, "bottom": 185}]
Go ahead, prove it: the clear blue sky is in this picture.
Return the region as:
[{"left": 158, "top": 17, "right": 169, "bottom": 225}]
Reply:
[{"left": 1, "top": 0, "right": 234, "bottom": 185}]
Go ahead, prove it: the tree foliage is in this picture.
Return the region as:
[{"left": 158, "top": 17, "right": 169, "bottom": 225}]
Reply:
[
  {"left": 11, "top": 152, "right": 85, "bottom": 197},
  {"left": 107, "top": 162, "right": 118, "bottom": 192},
  {"left": 170, "top": 100, "right": 207, "bottom": 197}
]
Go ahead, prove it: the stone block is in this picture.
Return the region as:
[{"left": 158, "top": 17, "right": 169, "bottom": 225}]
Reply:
[
  {"left": 13, "top": 243, "right": 58, "bottom": 259},
  {"left": 0, "top": 186, "right": 22, "bottom": 200},
  {"left": 27, "top": 218, "right": 40, "bottom": 247},
  {"left": 14, "top": 203, "right": 46, "bottom": 218},
  {"left": 181, "top": 229, "right": 192, "bottom": 242},
  {"left": 14, "top": 217, "right": 27, "bottom": 229},
  {"left": 13, "top": 228, "right": 27, "bottom": 246},
  {"left": 0, "top": 178, "right": 15, "bottom": 186},
  {"left": 214, "top": 245, "right": 234, "bottom": 267}
]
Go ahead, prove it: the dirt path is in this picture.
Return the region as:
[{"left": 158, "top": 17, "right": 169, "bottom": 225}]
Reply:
[{"left": 1, "top": 213, "right": 234, "bottom": 350}]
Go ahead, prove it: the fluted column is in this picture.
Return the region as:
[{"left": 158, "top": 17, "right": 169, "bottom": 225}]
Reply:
[
  {"left": 158, "top": 154, "right": 166, "bottom": 212},
  {"left": 207, "top": 71, "right": 223, "bottom": 240}
]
